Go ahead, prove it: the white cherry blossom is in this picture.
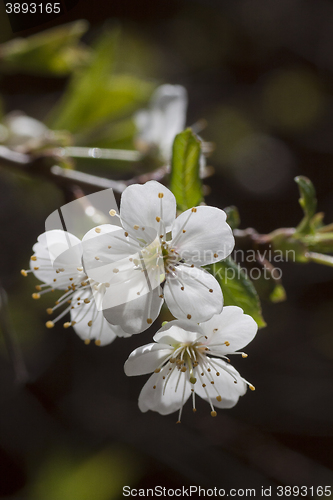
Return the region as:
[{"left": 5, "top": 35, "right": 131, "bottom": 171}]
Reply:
[
  {"left": 82, "top": 180, "right": 235, "bottom": 334},
  {"left": 22, "top": 228, "right": 127, "bottom": 346},
  {"left": 135, "top": 84, "right": 187, "bottom": 162},
  {"left": 124, "top": 306, "right": 258, "bottom": 422}
]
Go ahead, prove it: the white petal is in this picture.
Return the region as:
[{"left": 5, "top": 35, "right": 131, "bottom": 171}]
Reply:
[
  {"left": 31, "top": 230, "right": 83, "bottom": 289},
  {"left": 164, "top": 265, "right": 223, "bottom": 322},
  {"left": 138, "top": 365, "right": 191, "bottom": 415},
  {"left": 201, "top": 306, "right": 258, "bottom": 355},
  {"left": 194, "top": 359, "right": 247, "bottom": 409},
  {"left": 153, "top": 320, "right": 203, "bottom": 346},
  {"left": 120, "top": 181, "right": 176, "bottom": 235},
  {"left": 70, "top": 290, "right": 127, "bottom": 345},
  {"left": 135, "top": 84, "right": 187, "bottom": 161},
  {"left": 82, "top": 224, "right": 120, "bottom": 242},
  {"left": 124, "top": 343, "right": 173, "bottom": 376},
  {"left": 171, "top": 206, "right": 234, "bottom": 266},
  {"left": 36, "top": 230, "right": 82, "bottom": 264},
  {"left": 103, "top": 286, "right": 164, "bottom": 334},
  {"left": 82, "top": 226, "right": 134, "bottom": 282}
]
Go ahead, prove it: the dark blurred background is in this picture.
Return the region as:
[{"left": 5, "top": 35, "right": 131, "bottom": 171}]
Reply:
[{"left": 0, "top": 0, "right": 333, "bottom": 498}]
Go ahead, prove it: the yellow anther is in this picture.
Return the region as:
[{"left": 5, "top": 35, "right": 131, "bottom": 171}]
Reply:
[
  {"left": 95, "top": 228, "right": 101, "bottom": 233},
  {"left": 225, "top": 341, "right": 230, "bottom": 346},
  {"left": 35, "top": 285, "right": 41, "bottom": 291},
  {"left": 133, "top": 225, "right": 140, "bottom": 230},
  {"left": 202, "top": 383, "right": 206, "bottom": 388},
  {"left": 104, "top": 282, "right": 110, "bottom": 287},
  {"left": 108, "top": 245, "right": 111, "bottom": 249},
  {"left": 147, "top": 318, "right": 153, "bottom": 324},
  {"left": 249, "top": 385, "right": 255, "bottom": 391},
  {"left": 109, "top": 209, "right": 116, "bottom": 216},
  {"left": 77, "top": 267, "right": 83, "bottom": 272},
  {"left": 181, "top": 366, "right": 187, "bottom": 372},
  {"left": 176, "top": 420, "right": 181, "bottom": 424},
  {"left": 63, "top": 322, "right": 71, "bottom": 328},
  {"left": 192, "top": 408, "right": 197, "bottom": 413},
  {"left": 113, "top": 268, "right": 119, "bottom": 273},
  {"left": 95, "top": 256, "right": 100, "bottom": 260},
  {"left": 95, "top": 339, "right": 101, "bottom": 346},
  {"left": 153, "top": 385, "right": 156, "bottom": 389},
  {"left": 84, "top": 339, "right": 91, "bottom": 345},
  {"left": 81, "top": 282, "right": 88, "bottom": 286},
  {"left": 124, "top": 232, "right": 129, "bottom": 237},
  {"left": 156, "top": 216, "right": 161, "bottom": 222},
  {"left": 242, "top": 353, "right": 248, "bottom": 358},
  {"left": 84, "top": 298, "right": 90, "bottom": 304},
  {"left": 88, "top": 320, "right": 93, "bottom": 327},
  {"left": 181, "top": 287, "right": 184, "bottom": 291},
  {"left": 191, "top": 207, "right": 197, "bottom": 213},
  {"left": 187, "top": 314, "right": 192, "bottom": 319},
  {"left": 21, "top": 270, "right": 28, "bottom": 277},
  {"left": 216, "top": 372, "right": 220, "bottom": 376},
  {"left": 211, "top": 411, "right": 217, "bottom": 417},
  {"left": 216, "top": 396, "right": 222, "bottom": 402},
  {"left": 158, "top": 193, "right": 164, "bottom": 198},
  {"left": 53, "top": 278, "right": 57, "bottom": 282},
  {"left": 32, "top": 293, "right": 40, "bottom": 299},
  {"left": 45, "top": 321, "right": 54, "bottom": 329},
  {"left": 46, "top": 308, "right": 53, "bottom": 315},
  {"left": 154, "top": 368, "right": 161, "bottom": 373},
  {"left": 31, "top": 256, "right": 37, "bottom": 261},
  {"left": 209, "top": 289, "right": 213, "bottom": 293},
  {"left": 182, "top": 229, "right": 186, "bottom": 233},
  {"left": 214, "top": 253, "right": 218, "bottom": 258},
  {"left": 190, "top": 377, "right": 197, "bottom": 384}
]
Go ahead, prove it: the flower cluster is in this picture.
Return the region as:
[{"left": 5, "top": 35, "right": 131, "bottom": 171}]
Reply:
[{"left": 23, "top": 180, "right": 258, "bottom": 421}]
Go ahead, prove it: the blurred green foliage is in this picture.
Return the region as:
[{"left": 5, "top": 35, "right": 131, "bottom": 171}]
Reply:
[
  {"left": 48, "top": 29, "right": 154, "bottom": 137},
  {"left": 29, "top": 446, "right": 142, "bottom": 500},
  {"left": 0, "top": 21, "right": 91, "bottom": 76}
]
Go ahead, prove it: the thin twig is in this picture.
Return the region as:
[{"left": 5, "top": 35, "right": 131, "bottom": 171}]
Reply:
[{"left": 0, "top": 145, "right": 168, "bottom": 194}]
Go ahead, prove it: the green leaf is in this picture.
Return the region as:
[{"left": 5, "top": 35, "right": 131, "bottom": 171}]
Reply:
[
  {"left": 223, "top": 205, "right": 240, "bottom": 230},
  {"left": 170, "top": 128, "right": 203, "bottom": 211},
  {"left": 210, "top": 258, "right": 266, "bottom": 328},
  {"left": 0, "top": 21, "right": 89, "bottom": 76},
  {"left": 49, "top": 30, "right": 153, "bottom": 134},
  {"left": 295, "top": 176, "right": 317, "bottom": 234}
]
